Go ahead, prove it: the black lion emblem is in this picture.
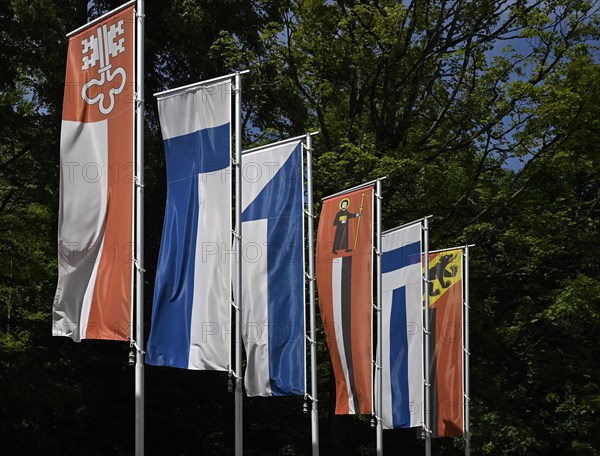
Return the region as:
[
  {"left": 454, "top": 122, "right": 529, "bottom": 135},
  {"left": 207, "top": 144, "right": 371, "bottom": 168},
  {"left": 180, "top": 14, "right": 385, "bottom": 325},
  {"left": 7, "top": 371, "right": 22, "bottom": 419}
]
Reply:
[{"left": 428, "top": 254, "right": 458, "bottom": 297}]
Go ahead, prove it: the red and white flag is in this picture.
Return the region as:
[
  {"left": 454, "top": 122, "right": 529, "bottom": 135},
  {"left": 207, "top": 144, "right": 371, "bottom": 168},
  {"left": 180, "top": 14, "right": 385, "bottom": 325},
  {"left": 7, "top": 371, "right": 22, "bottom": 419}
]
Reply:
[
  {"left": 53, "top": 3, "right": 136, "bottom": 342},
  {"left": 316, "top": 186, "right": 374, "bottom": 414},
  {"left": 428, "top": 248, "right": 464, "bottom": 437}
]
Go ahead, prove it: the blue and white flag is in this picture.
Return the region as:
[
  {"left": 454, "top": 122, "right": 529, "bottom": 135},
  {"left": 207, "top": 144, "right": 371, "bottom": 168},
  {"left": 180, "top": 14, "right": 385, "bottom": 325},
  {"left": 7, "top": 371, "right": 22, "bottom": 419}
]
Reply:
[
  {"left": 381, "top": 221, "right": 423, "bottom": 428},
  {"left": 241, "top": 140, "right": 305, "bottom": 396},
  {"left": 146, "top": 79, "right": 232, "bottom": 371}
]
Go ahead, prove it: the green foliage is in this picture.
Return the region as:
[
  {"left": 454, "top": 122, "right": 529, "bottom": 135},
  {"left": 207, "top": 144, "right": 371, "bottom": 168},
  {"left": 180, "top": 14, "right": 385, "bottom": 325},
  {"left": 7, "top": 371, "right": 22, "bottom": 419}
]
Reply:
[{"left": 1, "top": 0, "right": 600, "bottom": 454}]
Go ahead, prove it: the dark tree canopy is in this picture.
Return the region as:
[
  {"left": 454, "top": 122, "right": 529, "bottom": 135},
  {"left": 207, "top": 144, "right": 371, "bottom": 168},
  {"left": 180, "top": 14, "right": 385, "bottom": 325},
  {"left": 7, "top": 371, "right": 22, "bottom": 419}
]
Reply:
[{"left": 1, "top": 0, "right": 599, "bottom": 454}]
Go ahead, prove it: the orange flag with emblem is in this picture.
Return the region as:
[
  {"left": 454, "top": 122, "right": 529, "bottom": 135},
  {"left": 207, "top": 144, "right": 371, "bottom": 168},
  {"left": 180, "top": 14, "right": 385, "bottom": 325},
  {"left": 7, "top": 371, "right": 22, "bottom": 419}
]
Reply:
[
  {"left": 427, "top": 249, "right": 464, "bottom": 437},
  {"left": 316, "top": 186, "right": 374, "bottom": 414},
  {"left": 53, "top": 3, "right": 135, "bottom": 342}
]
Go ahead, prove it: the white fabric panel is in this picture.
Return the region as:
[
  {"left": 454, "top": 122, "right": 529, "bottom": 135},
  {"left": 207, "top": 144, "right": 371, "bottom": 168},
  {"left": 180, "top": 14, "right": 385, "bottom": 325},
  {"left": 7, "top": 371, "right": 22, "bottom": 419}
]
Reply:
[
  {"left": 53, "top": 120, "right": 108, "bottom": 342},
  {"left": 241, "top": 219, "right": 272, "bottom": 396},
  {"left": 188, "top": 170, "right": 232, "bottom": 370},
  {"left": 240, "top": 141, "right": 300, "bottom": 212},
  {"left": 382, "top": 266, "right": 420, "bottom": 293},
  {"left": 381, "top": 272, "right": 423, "bottom": 429},
  {"left": 406, "top": 275, "right": 424, "bottom": 428},
  {"left": 158, "top": 81, "right": 231, "bottom": 140},
  {"left": 381, "top": 222, "right": 424, "bottom": 429},
  {"left": 382, "top": 223, "right": 421, "bottom": 258},
  {"left": 332, "top": 257, "right": 355, "bottom": 414},
  {"left": 79, "top": 237, "right": 105, "bottom": 341}
]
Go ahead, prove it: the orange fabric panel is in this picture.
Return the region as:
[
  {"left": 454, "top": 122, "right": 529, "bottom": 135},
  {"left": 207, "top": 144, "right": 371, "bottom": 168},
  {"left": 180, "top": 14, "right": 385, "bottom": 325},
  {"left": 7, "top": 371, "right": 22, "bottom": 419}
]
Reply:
[
  {"left": 429, "top": 250, "right": 464, "bottom": 436},
  {"left": 317, "top": 187, "right": 373, "bottom": 414},
  {"left": 63, "top": 5, "right": 135, "bottom": 340}
]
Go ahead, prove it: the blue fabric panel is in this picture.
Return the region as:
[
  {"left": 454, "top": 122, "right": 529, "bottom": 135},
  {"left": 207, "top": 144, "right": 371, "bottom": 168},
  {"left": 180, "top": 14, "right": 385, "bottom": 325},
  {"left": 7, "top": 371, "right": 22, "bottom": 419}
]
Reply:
[
  {"left": 146, "top": 124, "right": 229, "bottom": 368},
  {"left": 241, "top": 144, "right": 303, "bottom": 222},
  {"left": 390, "top": 287, "right": 411, "bottom": 427},
  {"left": 243, "top": 144, "right": 305, "bottom": 395},
  {"left": 146, "top": 156, "right": 198, "bottom": 368},
  {"left": 266, "top": 207, "right": 305, "bottom": 395},
  {"left": 163, "top": 123, "right": 230, "bottom": 179},
  {"left": 382, "top": 241, "right": 421, "bottom": 274}
]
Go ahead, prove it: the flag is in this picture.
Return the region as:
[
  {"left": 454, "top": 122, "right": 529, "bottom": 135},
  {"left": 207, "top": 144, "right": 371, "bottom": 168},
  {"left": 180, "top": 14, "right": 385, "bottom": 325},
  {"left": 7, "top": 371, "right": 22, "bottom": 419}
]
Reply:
[
  {"left": 428, "top": 248, "right": 464, "bottom": 437},
  {"left": 380, "top": 222, "right": 424, "bottom": 429},
  {"left": 146, "top": 79, "right": 232, "bottom": 371},
  {"left": 316, "top": 186, "right": 373, "bottom": 414},
  {"left": 53, "top": 4, "right": 135, "bottom": 342},
  {"left": 241, "top": 140, "right": 305, "bottom": 396}
]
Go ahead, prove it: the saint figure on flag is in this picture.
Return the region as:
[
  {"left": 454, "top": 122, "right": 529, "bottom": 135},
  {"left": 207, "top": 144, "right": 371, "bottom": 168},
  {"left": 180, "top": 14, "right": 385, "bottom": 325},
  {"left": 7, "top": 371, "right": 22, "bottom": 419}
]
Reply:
[
  {"left": 316, "top": 186, "right": 374, "bottom": 415},
  {"left": 332, "top": 197, "right": 361, "bottom": 253}
]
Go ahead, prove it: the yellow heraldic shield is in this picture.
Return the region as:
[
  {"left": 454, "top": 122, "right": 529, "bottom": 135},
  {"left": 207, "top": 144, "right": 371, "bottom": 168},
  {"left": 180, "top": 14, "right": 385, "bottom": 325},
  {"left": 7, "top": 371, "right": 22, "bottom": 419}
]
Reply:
[{"left": 427, "top": 250, "right": 462, "bottom": 307}]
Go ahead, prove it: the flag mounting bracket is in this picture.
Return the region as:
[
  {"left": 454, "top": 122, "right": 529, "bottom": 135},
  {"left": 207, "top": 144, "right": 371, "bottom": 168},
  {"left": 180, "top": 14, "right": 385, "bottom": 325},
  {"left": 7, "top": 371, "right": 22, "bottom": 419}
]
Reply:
[
  {"left": 133, "top": 258, "right": 145, "bottom": 273},
  {"left": 133, "top": 175, "right": 144, "bottom": 188},
  {"left": 230, "top": 301, "right": 239, "bottom": 311},
  {"left": 373, "top": 360, "right": 382, "bottom": 371},
  {"left": 305, "top": 335, "right": 316, "bottom": 345},
  {"left": 304, "top": 393, "right": 317, "bottom": 403},
  {"left": 303, "top": 208, "right": 316, "bottom": 219},
  {"left": 134, "top": 92, "right": 145, "bottom": 105},
  {"left": 370, "top": 414, "right": 382, "bottom": 428},
  {"left": 129, "top": 339, "right": 146, "bottom": 355},
  {"left": 228, "top": 370, "right": 241, "bottom": 381},
  {"left": 304, "top": 272, "right": 315, "bottom": 281}
]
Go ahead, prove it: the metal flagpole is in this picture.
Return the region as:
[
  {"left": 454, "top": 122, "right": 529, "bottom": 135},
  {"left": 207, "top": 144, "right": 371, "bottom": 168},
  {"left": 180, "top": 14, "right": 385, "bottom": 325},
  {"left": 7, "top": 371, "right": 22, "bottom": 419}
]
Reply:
[
  {"left": 306, "top": 132, "right": 320, "bottom": 455},
  {"left": 464, "top": 245, "right": 471, "bottom": 456},
  {"left": 423, "top": 217, "right": 431, "bottom": 456},
  {"left": 375, "top": 178, "right": 383, "bottom": 455},
  {"left": 234, "top": 71, "right": 243, "bottom": 456},
  {"left": 134, "top": 1, "right": 145, "bottom": 455}
]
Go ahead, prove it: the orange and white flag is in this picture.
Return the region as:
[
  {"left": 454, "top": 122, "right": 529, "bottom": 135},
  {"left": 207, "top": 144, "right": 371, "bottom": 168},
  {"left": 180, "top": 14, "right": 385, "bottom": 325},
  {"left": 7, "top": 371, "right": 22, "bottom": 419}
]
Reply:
[
  {"left": 53, "top": 3, "right": 135, "bottom": 342},
  {"left": 316, "top": 186, "right": 374, "bottom": 414},
  {"left": 428, "top": 249, "right": 464, "bottom": 437}
]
